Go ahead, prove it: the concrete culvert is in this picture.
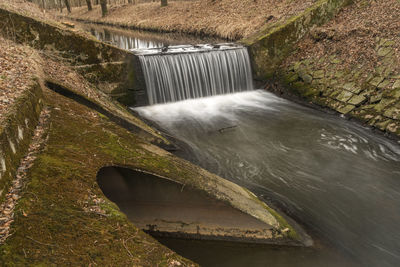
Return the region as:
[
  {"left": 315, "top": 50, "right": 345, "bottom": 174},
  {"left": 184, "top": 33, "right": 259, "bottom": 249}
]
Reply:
[{"left": 97, "top": 166, "right": 281, "bottom": 243}]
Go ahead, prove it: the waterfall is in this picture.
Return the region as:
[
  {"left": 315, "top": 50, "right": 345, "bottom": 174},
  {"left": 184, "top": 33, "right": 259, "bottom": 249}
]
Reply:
[{"left": 137, "top": 46, "right": 254, "bottom": 105}]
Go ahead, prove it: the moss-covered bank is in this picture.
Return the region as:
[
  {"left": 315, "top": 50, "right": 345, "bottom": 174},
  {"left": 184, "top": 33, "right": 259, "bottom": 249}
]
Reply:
[
  {"left": 0, "top": 81, "right": 306, "bottom": 264},
  {"left": 1, "top": 87, "right": 197, "bottom": 265}
]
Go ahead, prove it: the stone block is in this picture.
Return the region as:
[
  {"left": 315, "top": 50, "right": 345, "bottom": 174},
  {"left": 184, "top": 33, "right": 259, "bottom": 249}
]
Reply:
[
  {"left": 348, "top": 95, "right": 366, "bottom": 106},
  {"left": 375, "top": 119, "right": 392, "bottom": 131},
  {"left": 383, "top": 106, "right": 400, "bottom": 120},
  {"left": 374, "top": 98, "right": 396, "bottom": 112},
  {"left": 392, "top": 80, "right": 400, "bottom": 89},
  {"left": 336, "top": 90, "right": 353, "bottom": 102},
  {"left": 377, "top": 79, "right": 391, "bottom": 89},
  {"left": 313, "top": 70, "right": 325, "bottom": 79},
  {"left": 377, "top": 47, "right": 392, "bottom": 57},
  {"left": 369, "top": 76, "right": 384, "bottom": 87},
  {"left": 336, "top": 104, "right": 355, "bottom": 114}
]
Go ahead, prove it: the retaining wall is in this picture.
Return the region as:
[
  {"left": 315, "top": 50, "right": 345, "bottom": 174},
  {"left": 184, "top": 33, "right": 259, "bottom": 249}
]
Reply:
[{"left": 0, "top": 81, "right": 43, "bottom": 203}]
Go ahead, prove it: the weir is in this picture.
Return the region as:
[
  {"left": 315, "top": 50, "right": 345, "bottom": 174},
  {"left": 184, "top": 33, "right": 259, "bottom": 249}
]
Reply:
[{"left": 134, "top": 44, "right": 254, "bottom": 105}]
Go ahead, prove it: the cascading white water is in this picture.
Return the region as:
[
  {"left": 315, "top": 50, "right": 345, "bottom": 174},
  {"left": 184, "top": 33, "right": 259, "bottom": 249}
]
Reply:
[{"left": 137, "top": 46, "right": 254, "bottom": 105}]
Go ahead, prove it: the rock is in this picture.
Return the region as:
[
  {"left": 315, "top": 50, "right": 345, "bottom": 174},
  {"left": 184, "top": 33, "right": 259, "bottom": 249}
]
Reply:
[
  {"left": 382, "top": 40, "right": 396, "bottom": 47},
  {"left": 370, "top": 93, "right": 383, "bottom": 104},
  {"left": 348, "top": 95, "right": 366, "bottom": 106},
  {"left": 343, "top": 82, "right": 362, "bottom": 94},
  {"left": 387, "top": 123, "right": 398, "bottom": 133},
  {"left": 375, "top": 119, "right": 392, "bottom": 131},
  {"left": 369, "top": 76, "right": 384, "bottom": 87},
  {"left": 364, "top": 114, "right": 374, "bottom": 120},
  {"left": 286, "top": 73, "right": 299, "bottom": 83},
  {"left": 377, "top": 47, "right": 392, "bottom": 57},
  {"left": 293, "top": 62, "right": 302, "bottom": 72},
  {"left": 335, "top": 71, "right": 345, "bottom": 78},
  {"left": 336, "top": 104, "right": 355, "bottom": 114},
  {"left": 377, "top": 79, "right": 391, "bottom": 89},
  {"left": 374, "top": 98, "right": 396, "bottom": 112},
  {"left": 330, "top": 58, "right": 341, "bottom": 64},
  {"left": 392, "top": 80, "right": 400, "bottom": 89},
  {"left": 336, "top": 90, "right": 353, "bottom": 102},
  {"left": 383, "top": 106, "right": 400, "bottom": 120},
  {"left": 313, "top": 70, "right": 325, "bottom": 79},
  {"left": 299, "top": 72, "right": 312, "bottom": 84},
  {"left": 391, "top": 88, "right": 400, "bottom": 98}
]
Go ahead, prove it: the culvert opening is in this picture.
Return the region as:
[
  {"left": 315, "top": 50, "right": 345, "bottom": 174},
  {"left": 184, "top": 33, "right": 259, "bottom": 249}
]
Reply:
[{"left": 96, "top": 166, "right": 275, "bottom": 243}]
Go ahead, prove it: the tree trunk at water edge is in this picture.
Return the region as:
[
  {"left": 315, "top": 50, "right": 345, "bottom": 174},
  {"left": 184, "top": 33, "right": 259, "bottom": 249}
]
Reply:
[
  {"left": 86, "top": 0, "right": 92, "bottom": 10},
  {"left": 64, "top": 0, "right": 71, "bottom": 13},
  {"left": 100, "top": 0, "right": 107, "bottom": 16}
]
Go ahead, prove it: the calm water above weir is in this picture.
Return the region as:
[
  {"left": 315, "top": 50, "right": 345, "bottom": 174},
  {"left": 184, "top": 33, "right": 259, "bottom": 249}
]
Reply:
[
  {"left": 78, "top": 23, "right": 223, "bottom": 50},
  {"left": 135, "top": 91, "right": 400, "bottom": 267}
]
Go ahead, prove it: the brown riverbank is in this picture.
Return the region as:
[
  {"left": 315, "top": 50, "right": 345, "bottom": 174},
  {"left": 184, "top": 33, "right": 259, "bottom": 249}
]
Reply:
[{"left": 62, "top": 0, "right": 315, "bottom": 40}]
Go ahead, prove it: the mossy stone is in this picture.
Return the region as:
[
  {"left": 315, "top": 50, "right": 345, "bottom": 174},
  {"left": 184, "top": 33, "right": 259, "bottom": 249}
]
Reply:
[
  {"left": 369, "top": 76, "right": 384, "bottom": 87},
  {"left": 348, "top": 95, "right": 366, "bottom": 106},
  {"left": 313, "top": 70, "right": 325, "bottom": 79},
  {"left": 377, "top": 47, "right": 392, "bottom": 57},
  {"left": 392, "top": 80, "right": 400, "bottom": 89},
  {"left": 336, "top": 104, "right": 355, "bottom": 114},
  {"left": 335, "top": 90, "right": 353, "bottom": 102},
  {"left": 374, "top": 98, "right": 396, "bottom": 112},
  {"left": 377, "top": 79, "right": 391, "bottom": 89}
]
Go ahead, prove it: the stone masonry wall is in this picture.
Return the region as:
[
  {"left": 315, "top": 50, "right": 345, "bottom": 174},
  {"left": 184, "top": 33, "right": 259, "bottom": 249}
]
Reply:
[
  {"left": 281, "top": 38, "right": 400, "bottom": 137},
  {"left": 0, "top": 81, "right": 43, "bottom": 203}
]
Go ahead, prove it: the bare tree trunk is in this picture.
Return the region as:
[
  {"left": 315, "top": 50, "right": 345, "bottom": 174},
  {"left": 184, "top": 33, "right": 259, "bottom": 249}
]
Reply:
[
  {"left": 59, "top": 0, "right": 63, "bottom": 12},
  {"left": 100, "top": 0, "right": 107, "bottom": 16},
  {"left": 161, "top": 0, "right": 167, "bottom": 6},
  {"left": 127, "top": 0, "right": 132, "bottom": 3},
  {"left": 64, "top": 0, "right": 71, "bottom": 13},
  {"left": 86, "top": 0, "right": 92, "bottom": 10},
  {"left": 95, "top": 0, "right": 99, "bottom": 5}
]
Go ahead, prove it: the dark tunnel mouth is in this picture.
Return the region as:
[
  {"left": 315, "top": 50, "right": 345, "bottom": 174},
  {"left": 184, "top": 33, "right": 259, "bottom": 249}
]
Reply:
[{"left": 96, "top": 166, "right": 277, "bottom": 244}]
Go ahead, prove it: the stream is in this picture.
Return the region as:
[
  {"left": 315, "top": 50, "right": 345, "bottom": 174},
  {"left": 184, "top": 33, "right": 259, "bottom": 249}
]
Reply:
[
  {"left": 135, "top": 91, "right": 400, "bottom": 267},
  {"left": 82, "top": 23, "right": 400, "bottom": 266}
]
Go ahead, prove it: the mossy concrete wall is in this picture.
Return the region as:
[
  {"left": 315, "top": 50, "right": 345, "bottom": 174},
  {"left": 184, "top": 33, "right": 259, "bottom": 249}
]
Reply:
[
  {"left": 0, "top": 7, "right": 147, "bottom": 106},
  {"left": 0, "top": 81, "right": 43, "bottom": 203},
  {"left": 242, "top": 0, "right": 352, "bottom": 80}
]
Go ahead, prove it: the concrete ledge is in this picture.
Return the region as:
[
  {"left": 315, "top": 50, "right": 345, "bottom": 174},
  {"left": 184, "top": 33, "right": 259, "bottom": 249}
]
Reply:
[
  {"left": 242, "top": 0, "right": 352, "bottom": 80},
  {"left": 0, "top": 81, "right": 43, "bottom": 203}
]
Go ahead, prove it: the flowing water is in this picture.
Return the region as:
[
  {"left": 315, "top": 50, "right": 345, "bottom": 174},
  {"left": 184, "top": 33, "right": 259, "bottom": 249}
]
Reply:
[
  {"left": 135, "top": 91, "right": 400, "bottom": 267},
  {"left": 138, "top": 45, "right": 253, "bottom": 104}
]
